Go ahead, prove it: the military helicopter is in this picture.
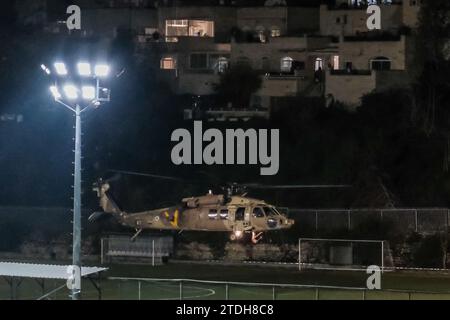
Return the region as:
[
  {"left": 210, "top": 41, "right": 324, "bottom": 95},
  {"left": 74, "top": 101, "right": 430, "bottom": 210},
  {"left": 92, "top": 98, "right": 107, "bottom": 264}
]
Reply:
[{"left": 90, "top": 170, "right": 349, "bottom": 244}]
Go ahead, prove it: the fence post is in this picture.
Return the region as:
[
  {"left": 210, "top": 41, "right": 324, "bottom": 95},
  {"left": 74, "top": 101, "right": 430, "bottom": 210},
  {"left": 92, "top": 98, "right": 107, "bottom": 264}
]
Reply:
[
  {"left": 225, "top": 284, "right": 229, "bottom": 300},
  {"left": 362, "top": 290, "right": 366, "bottom": 300},
  {"left": 315, "top": 288, "right": 319, "bottom": 300},
  {"left": 415, "top": 209, "right": 418, "bottom": 233},
  {"left": 152, "top": 239, "right": 155, "bottom": 267},
  {"left": 298, "top": 239, "right": 302, "bottom": 271},
  {"left": 272, "top": 286, "right": 276, "bottom": 300},
  {"left": 138, "top": 281, "right": 141, "bottom": 300},
  {"left": 447, "top": 209, "right": 449, "bottom": 229},
  {"left": 100, "top": 238, "right": 104, "bottom": 265},
  {"left": 179, "top": 281, "right": 183, "bottom": 300},
  {"left": 315, "top": 211, "right": 318, "bottom": 231},
  {"left": 347, "top": 210, "right": 351, "bottom": 230}
]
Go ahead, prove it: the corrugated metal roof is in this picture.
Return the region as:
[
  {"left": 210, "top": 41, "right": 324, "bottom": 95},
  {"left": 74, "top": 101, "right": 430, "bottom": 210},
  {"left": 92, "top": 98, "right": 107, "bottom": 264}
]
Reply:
[{"left": 0, "top": 262, "right": 107, "bottom": 279}]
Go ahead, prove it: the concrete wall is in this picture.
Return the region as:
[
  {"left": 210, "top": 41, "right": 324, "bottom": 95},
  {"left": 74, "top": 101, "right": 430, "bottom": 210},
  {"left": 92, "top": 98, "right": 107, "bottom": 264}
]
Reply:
[
  {"left": 177, "top": 73, "right": 220, "bottom": 95},
  {"left": 337, "top": 35, "right": 406, "bottom": 70},
  {"left": 325, "top": 71, "right": 376, "bottom": 107},
  {"left": 231, "top": 37, "right": 308, "bottom": 71},
  {"left": 258, "top": 77, "right": 300, "bottom": 97},
  {"left": 319, "top": 4, "right": 403, "bottom": 36},
  {"left": 287, "top": 7, "right": 320, "bottom": 34},
  {"left": 236, "top": 7, "right": 288, "bottom": 35},
  {"left": 82, "top": 8, "right": 158, "bottom": 38}
]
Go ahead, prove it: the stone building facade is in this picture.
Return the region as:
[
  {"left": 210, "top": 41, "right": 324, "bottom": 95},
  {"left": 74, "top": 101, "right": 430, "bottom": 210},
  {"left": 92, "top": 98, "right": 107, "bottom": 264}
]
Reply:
[{"left": 31, "top": 0, "right": 423, "bottom": 110}]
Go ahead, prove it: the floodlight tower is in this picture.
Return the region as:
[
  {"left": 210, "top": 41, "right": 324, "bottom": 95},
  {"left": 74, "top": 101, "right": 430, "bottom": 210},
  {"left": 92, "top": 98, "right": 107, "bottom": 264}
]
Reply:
[{"left": 42, "top": 61, "right": 111, "bottom": 300}]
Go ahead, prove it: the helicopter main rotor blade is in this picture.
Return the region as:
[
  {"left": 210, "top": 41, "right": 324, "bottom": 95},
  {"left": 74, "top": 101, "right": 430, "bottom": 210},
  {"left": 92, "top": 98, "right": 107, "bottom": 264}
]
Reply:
[
  {"left": 242, "top": 184, "right": 352, "bottom": 189},
  {"left": 104, "top": 173, "right": 122, "bottom": 183},
  {"left": 109, "top": 169, "right": 186, "bottom": 182}
]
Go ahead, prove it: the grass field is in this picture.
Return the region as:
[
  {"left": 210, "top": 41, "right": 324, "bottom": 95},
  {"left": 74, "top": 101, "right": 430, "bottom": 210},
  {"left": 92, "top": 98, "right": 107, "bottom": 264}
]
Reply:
[{"left": 1, "top": 262, "right": 450, "bottom": 300}]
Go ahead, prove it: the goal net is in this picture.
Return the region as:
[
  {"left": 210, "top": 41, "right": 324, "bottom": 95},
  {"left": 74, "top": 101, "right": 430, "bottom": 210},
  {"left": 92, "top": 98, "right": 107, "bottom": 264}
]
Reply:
[{"left": 298, "top": 238, "right": 392, "bottom": 271}]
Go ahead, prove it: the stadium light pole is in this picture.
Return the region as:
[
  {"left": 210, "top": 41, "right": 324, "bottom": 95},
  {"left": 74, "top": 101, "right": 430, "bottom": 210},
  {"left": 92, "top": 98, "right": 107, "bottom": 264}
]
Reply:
[{"left": 42, "top": 62, "right": 111, "bottom": 300}]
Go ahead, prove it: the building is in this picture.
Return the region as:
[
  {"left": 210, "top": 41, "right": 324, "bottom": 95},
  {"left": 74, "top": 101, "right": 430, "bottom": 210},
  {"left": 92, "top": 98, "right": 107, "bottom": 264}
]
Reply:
[{"left": 27, "top": 0, "right": 423, "bottom": 111}]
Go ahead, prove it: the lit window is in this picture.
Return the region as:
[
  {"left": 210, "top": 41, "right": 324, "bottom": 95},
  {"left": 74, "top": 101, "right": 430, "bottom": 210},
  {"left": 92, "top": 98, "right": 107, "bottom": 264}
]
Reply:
[
  {"left": 256, "top": 26, "right": 266, "bottom": 43},
  {"left": 280, "top": 57, "right": 293, "bottom": 72},
  {"left": 209, "top": 55, "right": 229, "bottom": 73},
  {"left": 165, "top": 19, "right": 214, "bottom": 41},
  {"left": 188, "top": 20, "right": 214, "bottom": 37},
  {"left": 160, "top": 57, "right": 176, "bottom": 69},
  {"left": 315, "top": 58, "right": 324, "bottom": 71},
  {"left": 333, "top": 55, "right": 340, "bottom": 70},
  {"left": 271, "top": 26, "right": 281, "bottom": 37}
]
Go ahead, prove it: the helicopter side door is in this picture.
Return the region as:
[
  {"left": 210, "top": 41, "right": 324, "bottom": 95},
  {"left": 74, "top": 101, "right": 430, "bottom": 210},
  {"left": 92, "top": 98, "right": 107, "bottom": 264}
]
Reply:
[
  {"left": 251, "top": 206, "right": 267, "bottom": 232},
  {"left": 231, "top": 206, "right": 251, "bottom": 232}
]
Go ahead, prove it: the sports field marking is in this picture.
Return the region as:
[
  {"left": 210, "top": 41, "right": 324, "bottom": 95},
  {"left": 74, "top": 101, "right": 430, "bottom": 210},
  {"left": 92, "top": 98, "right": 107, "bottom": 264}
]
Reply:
[
  {"left": 144, "top": 281, "right": 216, "bottom": 300},
  {"left": 162, "top": 285, "right": 216, "bottom": 300}
]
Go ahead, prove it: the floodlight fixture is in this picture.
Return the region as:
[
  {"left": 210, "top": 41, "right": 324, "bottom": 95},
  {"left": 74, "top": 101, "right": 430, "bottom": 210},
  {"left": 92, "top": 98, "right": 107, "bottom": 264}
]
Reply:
[
  {"left": 41, "top": 64, "right": 51, "bottom": 75},
  {"left": 94, "top": 64, "right": 110, "bottom": 77},
  {"left": 63, "top": 84, "right": 78, "bottom": 100},
  {"left": 77, "top": 62, "right": 92, "bottom": 76},
  {"left": 49, "top": 85, "right": 61, "bottom": 99},
  {"left": 81, "top": 86, "right": 96, "bottom": 100},
  {"left": 54, "top": 62, "right": 68, "bottom": 76}
]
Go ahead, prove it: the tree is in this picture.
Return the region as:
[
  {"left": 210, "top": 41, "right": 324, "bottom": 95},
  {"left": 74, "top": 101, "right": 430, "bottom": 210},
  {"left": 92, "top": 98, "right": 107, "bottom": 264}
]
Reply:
[
  {"left": 214, "top": 63, "right": 262, "bottom": 108},
  {"left": 413, "top": 0, "right": 450, "bottom": 141}
]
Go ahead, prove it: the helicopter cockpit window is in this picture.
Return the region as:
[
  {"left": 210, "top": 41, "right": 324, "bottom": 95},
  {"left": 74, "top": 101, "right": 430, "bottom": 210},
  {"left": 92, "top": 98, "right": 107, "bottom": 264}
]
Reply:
[
  {"left": 252, "top": 207, "right": 265, "bottom": 218},
  {"left": 263, "top": 207, "right": 278, "bottom": 217},
  {"left": 272, "top": 207, "right": 282, "bottom": 215},
  {"left": 220, "top": 209, "right": 228, "bottom": 220},
  {"left": 208, "top": 209, "right": 218, "bottom": 219}
]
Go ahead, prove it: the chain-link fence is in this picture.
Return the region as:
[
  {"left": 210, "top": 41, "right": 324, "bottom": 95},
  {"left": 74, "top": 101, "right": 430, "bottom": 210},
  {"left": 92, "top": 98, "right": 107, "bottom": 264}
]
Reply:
[
  {"left": 284, "top": 208, "right": 450, "bottom": 234},
  {"left": 107, "top": 277, "right": 450, "bottom": 300}
]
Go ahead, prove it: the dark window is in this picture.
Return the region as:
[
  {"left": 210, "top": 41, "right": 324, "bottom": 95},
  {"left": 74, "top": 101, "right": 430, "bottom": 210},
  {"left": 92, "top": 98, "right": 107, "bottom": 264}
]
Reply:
[
  {"left": 190, "top": 54, "right": 208, "bottom": 69},
  {"left": 252, "top": 207, "right": 265, "bottom": 218},
  {"left": 345, "top": 62, "right": 353, "bottom": 72},
  {"left": 371, "top": 58, "right": 391, "bottom": 71},
  {"left": 292, "top": 61, "right": 305, "bottom": 70},
  {"left": 263, "top": 207, "right": 277, "bottom": 217},
  {"left": 235, "top": 207, "right": 245, "bottom": 221}
]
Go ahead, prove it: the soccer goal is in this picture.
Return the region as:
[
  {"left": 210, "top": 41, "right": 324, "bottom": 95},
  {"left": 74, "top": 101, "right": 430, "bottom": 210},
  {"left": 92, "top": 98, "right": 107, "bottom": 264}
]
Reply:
[{"left": 298, "top": 238, "right": 389, "bottom": 272}]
